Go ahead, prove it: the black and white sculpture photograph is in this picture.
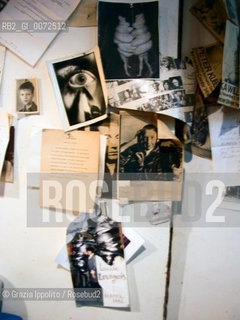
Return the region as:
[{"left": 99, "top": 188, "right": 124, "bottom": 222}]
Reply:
[{"left": 98, "top": 0, "right": 159, "bottom": 79}]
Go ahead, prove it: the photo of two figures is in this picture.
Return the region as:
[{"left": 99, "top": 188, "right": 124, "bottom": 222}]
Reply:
[{"left": 98, "top": 1, "right": 159, "bottom": 79}]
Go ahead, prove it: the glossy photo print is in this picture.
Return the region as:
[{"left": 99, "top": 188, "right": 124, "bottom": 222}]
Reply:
[
  {"left": 47, "top": 46, "right": 108, "bottom": 131},
  {"left": 118, "top": 111, "right": 183, "bottom": 201},
  {"left": 98, "top": 0, "right": 159, "bottom": 80},
  {"left": 119, "top": 111, "right": 183, "bottom": 181}
]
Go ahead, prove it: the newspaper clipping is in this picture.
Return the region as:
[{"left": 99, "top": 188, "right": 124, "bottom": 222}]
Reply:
[
  {"left": 107, "top": 56, "right": 196, "bottom": 123},
  {"left": 218, "top": 20, "right": 239, "bottom": 109},
  {"left": 191, "top": 43, "right": 223, "bottom": 98}
]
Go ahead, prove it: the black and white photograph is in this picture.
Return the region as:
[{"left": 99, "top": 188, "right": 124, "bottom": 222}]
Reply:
[
  {"left": 107, "top": 78, "right": 194, "bottom": 114},
  {"left": 172, "top": 90, "right": 188, "bottom": 107},
  {"left": 168, "top": 76, "right": 183, "bottom": 90},
  {"left": 162, "top": 79, "right": 171, "bottom": 91},
  {"left": 16, "top": 78, "right": 39, "bottom": 114},
  {"left": 159, "top": 93, "right": 174, "bottom": 110},
  {"left": 119, "top": 111, "right": 183, "bottom": 181},
  {"left": 47, "top": 46, "right": 108, "bottom": 131},
  {"left": 162, "top": 77, "right": 184, "bottom": 91},
  {"left": 98, "top": 0, "right": 159, "bottom": 79},
  {"left": 89, "top": 113, "right": 120, "bottom": 199}
]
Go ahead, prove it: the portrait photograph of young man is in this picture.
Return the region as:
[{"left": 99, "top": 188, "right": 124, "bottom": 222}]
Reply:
[{"left": 16, "top": 78, "right": 39, "bottom": 114}]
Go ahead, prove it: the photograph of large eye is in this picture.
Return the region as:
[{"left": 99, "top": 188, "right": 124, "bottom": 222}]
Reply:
[
  {"left": 49, "top": 47, "right": 108, "bottom": 130},
  {"left": 68, "top": 70, "right": 96, "bottom": 89}
]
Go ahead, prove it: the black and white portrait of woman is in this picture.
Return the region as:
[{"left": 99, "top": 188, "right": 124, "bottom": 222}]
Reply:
[
  {"left": 48, "top": 47, "right": 108, "bottom": 131},
  {"left": 98, "top": 1, "right": 159, "bottom": 79}
]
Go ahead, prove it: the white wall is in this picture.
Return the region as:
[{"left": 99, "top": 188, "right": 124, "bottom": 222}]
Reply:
[
  {"left": 167, "top": 154, "right": 240, "bottom": 320},
  {"left": 167, "top": 1, "right": 240, "bottom": 319}
]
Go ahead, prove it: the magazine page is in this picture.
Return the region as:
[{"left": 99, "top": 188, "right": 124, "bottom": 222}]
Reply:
[
  {"left": 55, "top": 226, "right": 145, "bottom": 270},
  {"left": 0, "top": 0, "right": 81, "bottom": 66},
  {"left": 66, "top": 210, "right": 130, "bottom": 308}
]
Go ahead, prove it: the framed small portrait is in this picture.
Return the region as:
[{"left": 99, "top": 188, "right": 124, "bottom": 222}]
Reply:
[
  {"left": 47, "top": 46, "right": 108, "bottom": 132},
  {"left": 16, "top": 78, "right": 39, "bottom": 114}
]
